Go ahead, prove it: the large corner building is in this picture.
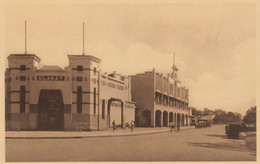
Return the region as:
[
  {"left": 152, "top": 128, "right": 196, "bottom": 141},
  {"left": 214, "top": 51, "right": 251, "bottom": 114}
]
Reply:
[
  {"left": 131, "top": 64, "right": 191, "bottom": 127},
  {"left": 5, "top": 54, "right": 135, "bottom": 131}
]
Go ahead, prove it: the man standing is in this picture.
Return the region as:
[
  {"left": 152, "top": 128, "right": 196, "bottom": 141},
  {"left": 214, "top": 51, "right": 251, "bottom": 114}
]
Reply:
[
  {"left": 130, "top": 120, "right": 135, "bottom": 132},
  {"left": 177, "top": 122, "right": 180, "bottom": 132},
  {"left": 112, "top": 120, "right": 116, "bottom": 132}
]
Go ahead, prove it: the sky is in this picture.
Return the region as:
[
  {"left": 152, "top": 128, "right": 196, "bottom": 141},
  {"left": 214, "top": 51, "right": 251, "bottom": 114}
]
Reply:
[{"left": 4, "top": 2, "right": 256, "bottom": 115}]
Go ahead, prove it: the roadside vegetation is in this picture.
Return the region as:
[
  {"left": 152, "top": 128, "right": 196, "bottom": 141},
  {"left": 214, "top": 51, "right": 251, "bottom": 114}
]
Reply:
[{"left": 190, "top": 106, "right": 256, "bottom": 126}]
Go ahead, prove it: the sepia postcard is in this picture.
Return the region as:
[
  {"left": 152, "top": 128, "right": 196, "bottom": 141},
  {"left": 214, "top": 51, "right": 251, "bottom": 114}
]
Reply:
[{"left": 1, "top": 0, "right": 258, "bottom": 163}]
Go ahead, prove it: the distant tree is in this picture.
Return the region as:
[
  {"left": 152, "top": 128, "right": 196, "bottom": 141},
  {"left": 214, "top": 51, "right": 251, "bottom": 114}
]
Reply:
[
  {"left": 191, "top": 107, "right": 202, "bottom": 116},
  {"left": 213, "top": 109, "right": 227, "bottom": 124},
  {"left": 243, "top": 106, "right": 256, "bottom": 125},
  {"left": 213, "top": 109, "right": 226, "bottom": 115},
  {"left": 213, "top": 114, "right": 221, "bottom": 124},
  {"left": 203, "top": 108, "right": 214, "bottom": 115},
  {"left": 233, "top": 112, "right": 242, "bottom": 123},
  {"left": 226, "top": 112, "right": 235, "bottom": 122}
]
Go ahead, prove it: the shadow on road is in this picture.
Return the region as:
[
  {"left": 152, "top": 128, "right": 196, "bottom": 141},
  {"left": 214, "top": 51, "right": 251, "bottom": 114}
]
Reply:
[
  {"left": 186, "top": 141, "right": 255, "bottom": 156},
  {"left": 206, "top": 134, "right": 248, "bottom": 140},
  {"left": 206, "top": 134, "right": 227, "bottom": 139}
]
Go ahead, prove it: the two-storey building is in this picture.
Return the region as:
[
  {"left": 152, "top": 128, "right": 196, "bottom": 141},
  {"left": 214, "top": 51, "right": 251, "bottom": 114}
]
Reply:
[
  {"left": 131, "top": 64, "right": 191, "bottom": 127},
  {"left": 5, "top": 53, "right": 135, "bottom": 131}
]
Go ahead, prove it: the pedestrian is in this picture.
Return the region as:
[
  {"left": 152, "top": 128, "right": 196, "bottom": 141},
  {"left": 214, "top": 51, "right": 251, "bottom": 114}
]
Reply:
[
  {"left": 177, "top": 122, "right": 180, "bottom": 132},
  {"left": 169, "top": 122, "right": 174, "bottom": 133},
  {"left": 112, "top": 120, "right": 116, "bottom": 132},
  {"left": 130, "top": 120, "right": 135, "bottom": 132}
]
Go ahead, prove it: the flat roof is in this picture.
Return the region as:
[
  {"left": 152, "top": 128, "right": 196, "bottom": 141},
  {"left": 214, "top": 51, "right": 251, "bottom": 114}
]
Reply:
[
  {"left": 7, "top": 54, "right": 41, "bottom": 62},
  {"left": 67, "top": 54, "right": 101, "bottom": 63}
]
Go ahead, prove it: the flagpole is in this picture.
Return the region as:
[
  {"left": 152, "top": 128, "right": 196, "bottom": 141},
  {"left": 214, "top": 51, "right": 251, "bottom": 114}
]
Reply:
[
  {"left": 83, "top": 22, "right": 85, "bottom": 56},
  {"left": 25, "top": 21, "right": 27, "bottom": 54},
  {"left": 173, "top": 52, "right": 175, "bottom": 66}
]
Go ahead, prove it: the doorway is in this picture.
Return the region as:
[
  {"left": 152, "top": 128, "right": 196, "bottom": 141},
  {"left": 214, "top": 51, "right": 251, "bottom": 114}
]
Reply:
[{"left": 38, "top": 90, "right": 64, "bottom": 131}]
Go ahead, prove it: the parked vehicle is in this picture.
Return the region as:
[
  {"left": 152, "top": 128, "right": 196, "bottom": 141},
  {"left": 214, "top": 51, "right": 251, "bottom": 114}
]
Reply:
[
  {"left": 195, "top": 120, "right": 206, "bottom": 128},
  {"left": 195, "top": 119, "right": 211, "bottom": 128},
  {"left": 225, "top": 123, "right": 242, "bottom": 139},
  {"left": 205, "top": 120, "right": 211, "bottom": 127}
]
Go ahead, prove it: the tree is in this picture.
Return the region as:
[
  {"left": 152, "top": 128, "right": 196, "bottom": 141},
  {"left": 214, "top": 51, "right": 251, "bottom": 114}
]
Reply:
[
  {"left": 191, "top": 107, "right": 202, "bottom": 116},
  {"left": 213, "top": 109, "right": 227, "bottom": 124},
  {"left": 226, "top": 112, "right": 241, "bottom": 123},
  {"left": 203, "top": 108, "right": 214, "bottom": 115},
  {"left": 243, "top": 106, "right": 256, "bottom": 125}
]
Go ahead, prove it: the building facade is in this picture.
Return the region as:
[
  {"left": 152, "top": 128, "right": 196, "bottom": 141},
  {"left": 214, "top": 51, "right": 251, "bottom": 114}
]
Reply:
[
  {"left": 131, "top": 64, "right": 191, "bottom": 127},
  {"left": 5, "top": 54, "right": 135, "bottom": 131}
]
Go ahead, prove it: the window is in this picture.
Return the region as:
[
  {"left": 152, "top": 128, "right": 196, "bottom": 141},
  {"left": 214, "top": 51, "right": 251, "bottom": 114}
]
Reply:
[
  {"left": 20, "top": 76, "right": 26, "bottom": 81},
  {"left": 20, "top": 85, "right": 25, "bottom": 113},
  {"left": 94, "top": 67, "right": 97, "bottom": 73},
  {"left": 93, "top": 88, "right": 96, "bottom": 114},
  {"left": 20, "top": 65, "right": 26, "bottom": 71},
  {"left": 102, "top": 100, "right": 105, "bottom": 119},
  {"left": 77, "top": 65, "right": 83, "bottom": 71},
  {"left": 76, "top": 76, "right": 83, "bottom": 82},
  {"left": 77, "top": 86, "right": 82, "bottom": 113}
]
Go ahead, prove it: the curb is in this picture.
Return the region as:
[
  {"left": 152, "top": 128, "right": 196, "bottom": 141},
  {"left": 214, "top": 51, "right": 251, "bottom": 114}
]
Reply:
[
  {"left": 6, "top": 127, "right": 195, "bottom": 139},
  {"left": 5, "top": 130, "right": 170, "bottom": 139}
]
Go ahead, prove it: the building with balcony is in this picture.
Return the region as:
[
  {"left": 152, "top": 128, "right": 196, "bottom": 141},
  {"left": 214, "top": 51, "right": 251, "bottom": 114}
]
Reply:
[{"left": 130, "top": 63, "right": 191, "bottom": 127}]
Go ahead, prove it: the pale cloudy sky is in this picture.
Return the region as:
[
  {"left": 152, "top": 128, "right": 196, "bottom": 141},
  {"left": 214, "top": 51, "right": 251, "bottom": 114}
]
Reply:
[{"left": 4, "top": 1, "right": 256, "bottom": 115}]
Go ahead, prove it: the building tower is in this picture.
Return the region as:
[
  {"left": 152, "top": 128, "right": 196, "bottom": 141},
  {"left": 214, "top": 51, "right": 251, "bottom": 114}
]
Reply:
[
  {"left": 5, "top": 21, "right": 41, "bottom": 130},
  {"left": 171, "top": 52, "right": 178, "bottom": 81}
]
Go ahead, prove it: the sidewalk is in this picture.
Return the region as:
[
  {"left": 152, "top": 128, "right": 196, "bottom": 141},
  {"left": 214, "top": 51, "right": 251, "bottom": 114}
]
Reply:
[{"left": 5, "top": 126, "right": 195, "bottom": 139}]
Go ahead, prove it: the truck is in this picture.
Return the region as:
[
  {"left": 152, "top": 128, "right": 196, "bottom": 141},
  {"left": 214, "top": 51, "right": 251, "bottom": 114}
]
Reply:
[
  {"left": 225, "top": 123, "right": 242, "bottom": 139},
  {"left": 195, "top": 119, "right": 211, "bottom": 128}
]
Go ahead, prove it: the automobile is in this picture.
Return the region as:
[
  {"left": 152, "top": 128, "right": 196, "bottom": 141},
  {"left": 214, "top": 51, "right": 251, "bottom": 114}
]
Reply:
[
  {"left": 225, "top": 123, "right": 242, "bottom": 139},
  {"left": 195, "top": 120, "right": 206, "bottom": 128},
  {"left": 195, "top": 119, "right": 211, "bottom": 128},
  {"left": 205, "top": 120, "right": 211, "bottom": 127}
]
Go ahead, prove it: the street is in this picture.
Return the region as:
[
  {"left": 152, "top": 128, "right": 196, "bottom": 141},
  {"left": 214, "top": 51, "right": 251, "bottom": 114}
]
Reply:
[{"left": 5, "top": 125, "right": 256, "bottom": 162}]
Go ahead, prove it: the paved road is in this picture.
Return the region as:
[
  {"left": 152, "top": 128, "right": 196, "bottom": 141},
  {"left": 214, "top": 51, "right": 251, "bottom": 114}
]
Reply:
[{"left": 5, "top": 125, "right": 256, "bottom": 162}]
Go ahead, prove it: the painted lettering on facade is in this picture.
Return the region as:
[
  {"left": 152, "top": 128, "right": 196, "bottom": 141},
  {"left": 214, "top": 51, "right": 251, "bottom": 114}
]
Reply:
[{"left": 37, "top": 76, "right": 65, "bottom": 81}]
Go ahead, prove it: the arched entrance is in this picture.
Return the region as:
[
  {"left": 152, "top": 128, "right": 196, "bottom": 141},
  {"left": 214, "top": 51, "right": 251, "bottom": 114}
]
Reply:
[
  {"left": 155, "top": 110, "right": 161, "bottom": 127},
  {"left": 174, "top": 113, "right": 177, "bottom": 124},
  {"left": 181, "top": 114, "right": 184, "bottom": 126},
  {"left": 38, "top": 90, "right": 64, "bottom": 131},
  {"left": 143, "top": 110, "right": 151, "bottom": 127},
  {"left": 186, "top": 114, "right": 188, "bottom": 126},
  {"left": 107, "top": 98, "right": 124, "bottom": 128},
  {"left": 169, "top": 112, "right": 173, "bottom": 123},
  {"left": 163, "top": 111, "right": 168, "bottom": 127},
  {"left": 135, "top": 108, "right": 140, "bottom": 127},
  {"left": 177, "top": 113, "right": 180, "bottom": 126}
]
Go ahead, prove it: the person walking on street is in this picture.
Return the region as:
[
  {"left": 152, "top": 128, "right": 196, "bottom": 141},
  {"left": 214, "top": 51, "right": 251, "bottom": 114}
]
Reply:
[
  {"left": 177, "top": 122, "right": 180, "bottom": 132},
  {"left": 130, "top": 120, "right": 135, "bottom": 132},
  {"left": 112, "top": 120, "right": 116, "bottom": 132},
  {"left": 169, "top": 122, "right": 175, "bottom": 133}
]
